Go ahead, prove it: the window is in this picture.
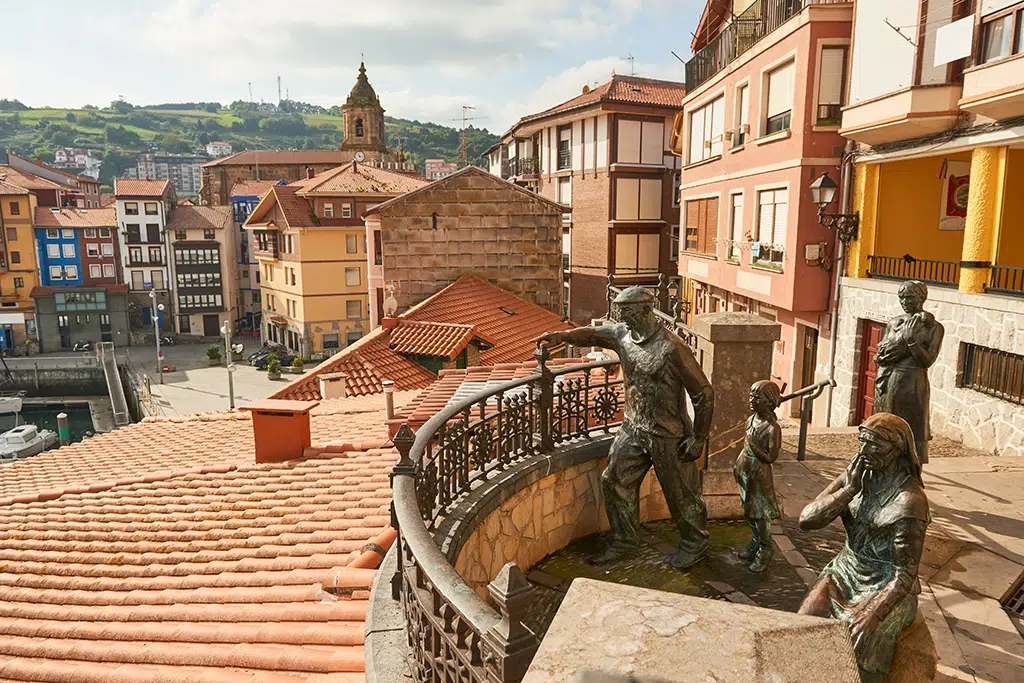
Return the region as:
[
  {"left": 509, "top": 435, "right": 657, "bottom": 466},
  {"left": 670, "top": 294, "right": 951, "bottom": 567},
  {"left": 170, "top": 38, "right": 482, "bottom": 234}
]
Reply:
[
  {"left": 346, "top": 234, "right": 359, "bottom": 254},
  {"left": 684, "top": 197, "right": 719, "bottom": 256},
  {"left": 65, "top": 265, "right": 79, "bottom": 279},
  {"left": 960, "top": 343, "right": 1024, "bottom": 405},
  {"left": 125, "top": 202, "right": 139, "bottom": 215},
  {"left": 63, "top": 243, "right": 75, "bottom": 258},
  {"left": 10, "top": 251, "right": 19, "bottom": 264},
  {"left": 13, "top": 277, "right": 23, "bottom": 288},
  {"left": 735, "top": 85, "right": 749, "bottom": 146},
  {"left": 613, "top": 233, "right": 660, "bottom": 275},
  {"left": 341, "top": 204, "right": 353, "bottom": 218},
  {"left": 151, "top": 270, "right": 165, "bottom": 289},
  {"left": 149, "top": 247, "right": 162, "bottom": 262},
  {"left": 324, "top": 203, "right": 334, "bottom": 218},
  {"left": 203, "top": 229, "right": 215, "bottom": 240},
  {"left": 62, "top": 229, "right": 74, "bottom": 239},
  {"left": 84, "top": 228, "right": 97, "bottom": 238},
  {"left": 102, "top": 242, "right": 113, "bottom": 257},
  {"left": 765, "top": 61, "right": 795, "bottom": 135},
  {"left": 144, "top": 202, "right": 158, "bottom": 215},
  {"left": 146, "top": 224, "right": 160, "bottom": 243},
  {"left": 817, "top": 47, "right": 847, "bottom": 125},
  {"left": 178, "top": 315, "right": 191, "bottom": 333},
  {"left": 49, "top": 266, "right": 62, "bottom": 280},
  {"left": 46, "top": 228, "right": 59, "bottom": 239},
  {"left": 671, "top": 172, "right": 681, "bottom": 208},
  {"left": 126, "top": 224, "right": 141, "bottom": 244},
  {"left": 47, "top": 244, "right": 60, "bottom": 259},
  {"left": 755, "top": 189, "right": 788, "bottom": 267},
  {"left": 614, "top": 178, "right": 662, "bottom": 220},
  {"left": 345, "top": 267, "right": 361, "bottom": 286},
  {"left": 728, "top": 194, "right": 744, "bottom": 262},
  {"left": 557, "top": 126, "right": 571, "bottom": 170},
  {"left": 90, "top": 264, "right": 101, "bottom": 278},
  {"left": 87, "top": 243, "right": 100, "bottom": 257},
  {"left": 557, "top": 177, "right": 572, "bottom": 206},
  {"left": 8, "top": 201, "right": 20, "bottom": 216},
  {"left": 6, "top": 228, "right": 17, "bottom": 241},
  {"left": 323, "top": 333, "right": 340, "bottom": 349},
  {"left": 131, "top": 271, "right": 144, "bottom": 290},
  {"left": 615, "top": 119, "right": 663, "bottom": 165},
  {"left": 103, "top": 264, "right": 115, "bottom": 278},
  {"left": 670, "top": 225, "right": 680, "bottom": 261},
  {"left": 688, "top": 95, "right": 724, "bottom": 164},
  {"left": 100, "top": 227, "right": 111, "bottom": 238},
  {"left": 346, "top": 300, "right": 361, "bottom": 319},
  {"left": 355, "top": 118, "right": 364, "bottom": 137},
  {"left": 175, "top": 229, "right": 187, "bottom": 241}
]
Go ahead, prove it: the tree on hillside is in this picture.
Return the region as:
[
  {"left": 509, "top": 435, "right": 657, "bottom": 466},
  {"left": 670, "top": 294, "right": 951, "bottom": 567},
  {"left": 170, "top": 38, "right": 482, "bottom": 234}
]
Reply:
[
  {"left": 109, "top": 99, "right": 134, "bottom": 114},
  {"left": 99, "top": 151, "right": 136, "bottom": 184},
  {"left": 105, "top": 125, "right": 141, "bottom": 147},
  {"left": 0, "top": 99, "right": 28, "bottom": 111},
  {"left": 153, "top": 132, "right": 192, "bottom": 154}
]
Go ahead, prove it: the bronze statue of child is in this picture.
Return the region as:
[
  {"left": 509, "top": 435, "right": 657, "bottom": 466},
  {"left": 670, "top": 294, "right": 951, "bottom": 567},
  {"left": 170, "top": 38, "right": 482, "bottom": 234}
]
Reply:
[{"left": 734, "top": 380, "right": 783, "bottom": 572}]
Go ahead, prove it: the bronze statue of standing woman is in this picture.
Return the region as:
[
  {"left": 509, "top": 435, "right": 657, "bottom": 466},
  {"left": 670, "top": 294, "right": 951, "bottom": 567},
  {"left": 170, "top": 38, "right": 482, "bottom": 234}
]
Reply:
[
  {"left": 735, "top": 380, "right": 783, "bottom": 573},
  {"left": 873, "top": 280, "right": 944, "bottom": 463}
]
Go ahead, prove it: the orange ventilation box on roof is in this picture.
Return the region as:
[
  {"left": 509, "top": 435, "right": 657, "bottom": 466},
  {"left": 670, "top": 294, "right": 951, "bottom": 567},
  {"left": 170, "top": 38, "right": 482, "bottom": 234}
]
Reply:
[{"left": 240, "top": 399, "right": 319, "bottom": 463}]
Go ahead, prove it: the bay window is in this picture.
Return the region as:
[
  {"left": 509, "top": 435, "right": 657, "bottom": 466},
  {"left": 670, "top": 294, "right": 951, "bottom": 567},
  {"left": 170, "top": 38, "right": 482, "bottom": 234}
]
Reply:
[
  {"left": 614, "top": 232, "right": 660, "bottom": 275},
  {"left": 688, "top": 96, "right": 724, "bottom": 164}
]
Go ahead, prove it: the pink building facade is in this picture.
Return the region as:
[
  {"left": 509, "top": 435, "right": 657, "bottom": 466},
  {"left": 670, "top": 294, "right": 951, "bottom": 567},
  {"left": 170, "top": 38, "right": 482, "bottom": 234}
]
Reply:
[{"left": 676, "top": 0, "right": 853, "bottom": 420}]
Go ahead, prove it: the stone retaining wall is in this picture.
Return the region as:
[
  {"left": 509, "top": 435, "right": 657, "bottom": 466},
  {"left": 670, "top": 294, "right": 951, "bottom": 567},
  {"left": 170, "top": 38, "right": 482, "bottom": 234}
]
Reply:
[{"left": 831, "top": 277, "right": 1024, "bottom": 455}]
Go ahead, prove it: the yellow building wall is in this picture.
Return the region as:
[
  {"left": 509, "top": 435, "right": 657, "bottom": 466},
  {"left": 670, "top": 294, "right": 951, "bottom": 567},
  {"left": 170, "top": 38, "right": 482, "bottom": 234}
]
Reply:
[
  {"left": 997, "top": 148, "right": 1024, "bottom": 269},
  {"left": 873, "top": 154, "right": 970, "bottom": 263},
  {"left": 0, "top": 193, "right": 40, "bottom": 343}
]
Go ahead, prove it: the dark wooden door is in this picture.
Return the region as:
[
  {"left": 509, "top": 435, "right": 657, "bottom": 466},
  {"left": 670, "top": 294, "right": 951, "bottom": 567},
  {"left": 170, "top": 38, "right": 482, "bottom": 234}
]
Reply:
[
  {"left": 801, "top": 326, "right": 819, "bottom": 421},
  {"left": 858, "top": 320, "right": 886, "bottom": 422},
  {"left": 203, "top": 314, "right": 220, "bottom": 337}
]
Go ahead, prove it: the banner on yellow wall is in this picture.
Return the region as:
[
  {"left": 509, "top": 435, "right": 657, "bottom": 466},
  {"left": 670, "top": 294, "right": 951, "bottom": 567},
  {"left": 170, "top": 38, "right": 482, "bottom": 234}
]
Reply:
[{"left": 938, "top": 160, "right": 970, "bottom": 231}]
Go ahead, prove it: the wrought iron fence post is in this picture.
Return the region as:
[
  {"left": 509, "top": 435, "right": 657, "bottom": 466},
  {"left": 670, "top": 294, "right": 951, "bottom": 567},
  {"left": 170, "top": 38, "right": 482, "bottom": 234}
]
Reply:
[
  {"left": 390, "top": 423, "right": 417, "bottom": 600},
  {"left": 535, "top": 343, "right": 554, "bottom": 453},
  {"left": 482, "top": 563, "right": 539, "bottom": 683}
]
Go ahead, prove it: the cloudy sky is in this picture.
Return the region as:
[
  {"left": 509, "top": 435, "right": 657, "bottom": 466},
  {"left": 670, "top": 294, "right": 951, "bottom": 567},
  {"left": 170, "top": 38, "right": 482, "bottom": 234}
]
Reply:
[{"left": 1, "top": 0, "right": 703, "bottom": 132}]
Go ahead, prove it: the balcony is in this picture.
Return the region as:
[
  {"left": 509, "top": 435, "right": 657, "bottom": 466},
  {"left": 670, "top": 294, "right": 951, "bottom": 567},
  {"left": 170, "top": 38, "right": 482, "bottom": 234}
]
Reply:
[
  {"left": 127, "top": 258, "right": 166, "bottom": 267},
  {"left": 840, "top": 84, "right": 962, "bottom": 146},
  {"left": 960, "top": 54, "right": 1024, "bottom": 121},
  {"left": 867, "top": 255, "right": 961, "bottom": 288},
  {"left": 505, "top": 157, "right": 539, "bottom": 179}
]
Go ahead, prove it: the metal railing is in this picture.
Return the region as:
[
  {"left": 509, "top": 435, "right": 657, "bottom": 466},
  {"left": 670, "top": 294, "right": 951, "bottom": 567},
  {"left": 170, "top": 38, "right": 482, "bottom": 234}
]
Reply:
[
  {"left": 391, "top": 350, "right": 625, "bottom": 682},
  {"left": 685, "top": 0, "right": 844, "bottom": 91},
  {"left": 987, "top": 265, "right": 1024, "bottom": 296},
  {"left": 961, "top": 342, "right": 1024, "bottom": 406},
  {"left": 867, "top": 255, "right": 960, "bottom": 287}
]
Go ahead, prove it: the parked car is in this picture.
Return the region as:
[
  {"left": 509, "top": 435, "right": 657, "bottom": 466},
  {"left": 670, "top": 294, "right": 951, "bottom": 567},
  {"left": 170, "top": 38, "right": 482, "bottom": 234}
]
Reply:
[
  {"left": 248, "top": 343, "right": 285, "bottom": 365},
  {"left": 72, "top": 341, "right": 92, "bottom": 352},
  {"left": 252, "top": 351, "right": 296, "bottom": 370}
]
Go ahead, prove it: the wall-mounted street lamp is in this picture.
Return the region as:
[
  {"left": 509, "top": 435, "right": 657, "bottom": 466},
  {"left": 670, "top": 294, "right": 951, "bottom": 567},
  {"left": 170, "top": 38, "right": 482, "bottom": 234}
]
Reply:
[{"left": 810, "top": 172, "right": 859, "bottom": 243}]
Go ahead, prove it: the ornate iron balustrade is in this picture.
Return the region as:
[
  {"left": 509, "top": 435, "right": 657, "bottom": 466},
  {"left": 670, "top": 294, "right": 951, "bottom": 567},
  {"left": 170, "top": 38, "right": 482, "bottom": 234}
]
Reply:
[
  {"left": 390, "top": 350, "right": 625, "bottom": 683},
  {"left": 867, "top": 255, "right": 960, "bottom": 287},
  {"left": 987, "top": 265, "right": 1024, "bottom": 296}
]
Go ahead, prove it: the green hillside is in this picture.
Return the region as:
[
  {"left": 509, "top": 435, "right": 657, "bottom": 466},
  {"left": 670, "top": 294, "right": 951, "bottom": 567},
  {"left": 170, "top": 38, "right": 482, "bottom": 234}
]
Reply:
[{"left": 0, "top": 99, "right": 498, "bottom": 189}]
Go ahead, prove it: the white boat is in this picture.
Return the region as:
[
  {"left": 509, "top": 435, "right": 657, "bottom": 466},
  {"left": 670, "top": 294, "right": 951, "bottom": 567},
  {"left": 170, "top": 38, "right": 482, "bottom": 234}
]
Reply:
[
  {"left": 0, "top": 425, "right": 59, "bottom": 461},
  {"left": 0, "top": 395, "right": 23, "bottom": 415}
]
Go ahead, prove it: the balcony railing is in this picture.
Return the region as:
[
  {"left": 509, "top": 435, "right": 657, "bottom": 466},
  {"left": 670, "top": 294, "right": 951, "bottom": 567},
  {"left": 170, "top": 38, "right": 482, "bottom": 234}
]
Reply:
[
  {"left": 867, "top": 255, "right": 961, "bottom": 287},
  {"left": 986, "top": 265, "right": 1024, "bottom": 296},
  {"left": 685, "top": 0, "right": 843, "bottom": 91}
]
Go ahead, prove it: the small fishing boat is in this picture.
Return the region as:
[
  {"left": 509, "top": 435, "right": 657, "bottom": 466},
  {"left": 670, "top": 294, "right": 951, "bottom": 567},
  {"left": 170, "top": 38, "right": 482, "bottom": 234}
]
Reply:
[{"left": 0, "top": 424, "right": 59, "bottom": 461}]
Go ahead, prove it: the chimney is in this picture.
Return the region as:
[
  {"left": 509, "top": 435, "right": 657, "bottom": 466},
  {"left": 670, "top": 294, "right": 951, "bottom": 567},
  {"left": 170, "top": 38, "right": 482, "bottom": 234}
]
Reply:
[
  {"left": 381, "top": 317, "right": 399, "bottom": 331},
  {"left": 241, "top": 399, "right": 319, "bottom": 463},
  {"left": 305, "top": 166, "right": 314, "bottom": 180},
  {"left": 319, "top": 372, "right": 349, "bottom": 400},
  {"left": 382, "top": 379, "right": 395, "bottom": 420}
]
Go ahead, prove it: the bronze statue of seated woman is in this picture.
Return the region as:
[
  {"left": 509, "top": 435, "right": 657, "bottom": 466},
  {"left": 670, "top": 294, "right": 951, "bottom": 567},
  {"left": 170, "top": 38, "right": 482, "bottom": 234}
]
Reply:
[{"left": 797, "top": 413, "right": 930, "bottom": 683}]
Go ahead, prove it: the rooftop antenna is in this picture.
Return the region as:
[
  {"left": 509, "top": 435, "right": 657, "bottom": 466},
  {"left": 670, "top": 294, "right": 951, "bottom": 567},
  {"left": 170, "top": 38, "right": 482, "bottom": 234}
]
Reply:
[
  {"left": 627, "top": 54, "right": 635, "bottom": 76},
  {"left": 277, "top": 76, "right": 282, "bottom": 104},
  {"left": 448, "top": 105, "right": 490, "bottom": 168},
  {"left": 248, "top": 81, "right": 253, "bottom": 103}
]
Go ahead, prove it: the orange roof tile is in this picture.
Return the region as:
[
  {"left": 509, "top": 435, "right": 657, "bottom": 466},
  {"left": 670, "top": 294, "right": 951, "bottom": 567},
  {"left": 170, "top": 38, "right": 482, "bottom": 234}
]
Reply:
[
  {"left": 245, "top": 185, "right": 314, "bottom": 229},
  {"left": 516, "top": 74, "right": 685, "bottom": 127},
  {"left": 166, "top": 205, "right": 233, "bottom": 231},
  {"left": 230, "top": 180, "right": 284, "bottom": 198},
  {"left": 0, "top": 392, "right": 420, "bottom": 681},
  {"left": 289, "top": 162, "right": 428, "bottom": 196},
  {"left": 114, "top": 178, "right": 172, "bottom": 197},
  {"left": 33, "top": 207, "right": 116, "bottom": 227},
  {"left": 388, "top": 320, "right": 486, "bottom": 360},
  {"left": 0, "top": 180, "right": 30, "bottom": 196},
  {"left": 0, "top": 166, "right": 65, "bottom": 192},
  {"left": 99, "top": 193, "right": 115, "bottom": 207},
  {"left": 203, "top": 150, "right": 349, "bottom": 168}
]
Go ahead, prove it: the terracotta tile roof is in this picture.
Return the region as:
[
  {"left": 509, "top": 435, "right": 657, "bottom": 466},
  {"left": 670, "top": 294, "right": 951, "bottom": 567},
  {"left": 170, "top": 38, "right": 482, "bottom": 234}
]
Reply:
[
  {"left": 99, "top": 193, "right": 115, "bottom": 207},
  {"left": 516, "top": 74, "right": 685, "bottom": 127},
  {"left": 388, "top": 320, "right": 489, "bottom": 360},
  {"left": 0, "top": 393, "right": 420, "bottom": 681},
  {"left": 166, "top": 205, "right": 234, "bottom": 231},
  {"left": 402, "top": 274, "right": 571, "bottom": 365},
  {"left": 0, "top": 166, "right": 65, "bottom": 192},
  {"left": 245, "top": 185, "right": 314, "bottom": 229},
  {"left": 9, "top": 153, "right": 100, "bottom": 187},
  {"left": 230, "top": 180, "right": 283, "bottom": 198},
  {"left": 272, "top": 274, "right": 572, "bottom": 402},
  {"left": 289, "top": 162, "right": 428, "bottom": 196},
  {"left": 33, "top": 207, "right": 116, "bottom": 228},
  {"left": 0, "top": 180, "right": 30, "bottom": 196},
  {"left": 114, "top": 178, "right": 172, "bottom": 197},
  {"left": 203, "top": 150, "right": 349, "bottom": 168}
]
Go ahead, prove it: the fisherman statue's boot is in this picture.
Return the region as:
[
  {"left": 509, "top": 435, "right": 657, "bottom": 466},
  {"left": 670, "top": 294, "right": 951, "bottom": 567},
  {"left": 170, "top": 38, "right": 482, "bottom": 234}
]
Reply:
[
  {"left": 748, "top": 544, "right": 773, "bottom": 573},
  {"left": 738, "top": 523, "right": 759, "bottom": 560}
]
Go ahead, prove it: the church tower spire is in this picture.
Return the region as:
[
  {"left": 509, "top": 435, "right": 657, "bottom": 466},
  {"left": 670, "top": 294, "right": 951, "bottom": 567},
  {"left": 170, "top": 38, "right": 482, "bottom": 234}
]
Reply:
[{"left": 341, "top": 61, "right": 386, "bottom": 154}]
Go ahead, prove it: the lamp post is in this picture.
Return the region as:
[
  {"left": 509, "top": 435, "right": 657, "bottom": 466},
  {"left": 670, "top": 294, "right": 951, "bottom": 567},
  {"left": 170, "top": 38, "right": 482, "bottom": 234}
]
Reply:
[
  {"left": 221, "top": 322, "right": 235, "bottom": 410},
  {"left": 149, "top": 290, "right": 164, "bottom": 384}
]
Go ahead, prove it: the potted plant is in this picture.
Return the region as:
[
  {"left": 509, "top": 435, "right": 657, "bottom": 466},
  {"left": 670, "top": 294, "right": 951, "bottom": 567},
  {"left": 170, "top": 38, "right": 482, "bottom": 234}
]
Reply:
[
  {"left": 290, "top": 356, "right": 304, "bottom": 374},
  {"left": 206, "top": 343, "right": 222, "bottom": 366},
  {"left": 266, "top": 354, "right": 282, "bottom": 380}
]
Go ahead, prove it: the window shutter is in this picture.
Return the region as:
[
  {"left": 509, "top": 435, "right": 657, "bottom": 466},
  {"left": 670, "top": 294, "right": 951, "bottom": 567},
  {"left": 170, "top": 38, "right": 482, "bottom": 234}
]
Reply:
[
  {"left": 773, "top": 190, "right": 789, "bottom": 249},
  {"left": 697, "top": 199, "right": 708, "bottom": 253},
  {"left": 705, "top": 197, "right": 719, "bottom": 254},
  {"left": 818, "top": 48, "right": 846, "bottom": 106},
  {"left": 689, "top": 107, "right": 705, "bottom": 163},
  {"left": 738, "top": 86, "right": 749, "bottom": 130},
  {"left": 758, "top": 191, "right": 775, "bottom": 242},
  {"left": 767, "top": 61, "right": 796, "bottom": 118},
  {"left": 709, "top": 98, "right": 725, "bottom": 156}
]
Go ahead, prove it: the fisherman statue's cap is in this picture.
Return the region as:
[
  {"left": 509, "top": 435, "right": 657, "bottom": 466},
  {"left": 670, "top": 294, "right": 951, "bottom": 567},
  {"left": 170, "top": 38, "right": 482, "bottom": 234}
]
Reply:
[{"left": 612, "top": 285, "right": 655, "bottom": 305}]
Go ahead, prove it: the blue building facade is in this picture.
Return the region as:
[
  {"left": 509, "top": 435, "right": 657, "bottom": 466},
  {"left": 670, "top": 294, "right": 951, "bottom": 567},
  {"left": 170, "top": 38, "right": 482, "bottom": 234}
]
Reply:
[
  {"left": 36, "top": 227, "right": 83, "bottom": 287},
  {"left": 230, "top": 179, "right": 285, "bottom": 331}
]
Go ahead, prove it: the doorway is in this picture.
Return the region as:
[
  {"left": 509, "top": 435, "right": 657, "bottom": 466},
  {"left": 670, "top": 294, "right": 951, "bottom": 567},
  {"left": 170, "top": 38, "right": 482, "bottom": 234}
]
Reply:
[
  {"left": 203, "top": 314, "right": 220, "bottom": 337},
  {"left": 857, "top": 320, "right": 886, "bottom": 422},
  {"left": 797, "top": 325, "right": 819, "bottom": 421}
]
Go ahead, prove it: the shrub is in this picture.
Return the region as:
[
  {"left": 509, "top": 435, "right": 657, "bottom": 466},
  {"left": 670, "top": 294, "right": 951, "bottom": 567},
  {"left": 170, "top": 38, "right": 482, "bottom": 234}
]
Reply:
[
  {"left": 266, "top": 354, "right": 281, "bottom": 373},
  {"left": 206, "top": 344, "right": 221, "bottom": 360},
  {"left": 291, "top": 356, "right": 304, "bottom": 368}
]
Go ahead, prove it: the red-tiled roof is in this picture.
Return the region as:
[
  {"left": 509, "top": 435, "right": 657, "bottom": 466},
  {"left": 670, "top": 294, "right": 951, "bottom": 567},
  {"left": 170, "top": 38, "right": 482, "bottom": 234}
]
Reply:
[
  {"left": 272, "top": 274, "right": 572, "bottom": 402},
  {"left": 0, "top": 180, "right": 30, "bottom": 196},
  {"left": 33, "top": 207, "right": 116, "bottom": 227},
  {"left": 166, "top": 205, "right": 233, "bottom": 231},
  {"left": 388, "top": 320, "right": 486, "bottom": 360},
  {"left": 290, "top": 162, "right": 428, "bottom": 196},
  {"left": 99, "top": 193, "right": 115, "bottom": 207},
  {"left": 0, "top": 392, "right": 419, "bottom": 681},
  {"left": 203, "top": 150, "right": 349, "bottom": 168},
  {"left": 114, "top": 178, "right": 172, "bottom": 197},
  {"left": 517, "top": 74, "right": 686, "bottom": 126},
  {"left": 8, "top": 153, "right": 100, "bottom": 187},
  {"left": 230, "top": 180, "right": 283, "bottom": 198},
  {"left": 0, "top": 166, "right": 65, "bottom": 192},
  {"left": 245, "top": 185, "right": 314, "bottom": 229}
]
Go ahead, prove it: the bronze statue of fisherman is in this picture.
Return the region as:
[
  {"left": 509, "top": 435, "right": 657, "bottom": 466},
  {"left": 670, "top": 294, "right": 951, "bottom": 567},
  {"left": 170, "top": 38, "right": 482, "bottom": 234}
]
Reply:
[
  {"left": 873, "top": 280, "right": 944, "bottom": 463},
  {"left": 535, "top": 286, "right": 714, "bottom": 569},
  {"left": 735, "top": 380, "right": 783, "bottom": 573},
  {"left": 798, "top": 413, "right": 930, "bottom": 682}
]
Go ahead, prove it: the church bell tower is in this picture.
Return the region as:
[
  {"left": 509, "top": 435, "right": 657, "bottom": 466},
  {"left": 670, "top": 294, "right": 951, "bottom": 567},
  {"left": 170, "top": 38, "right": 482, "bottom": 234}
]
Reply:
[{"left": 341, "top": 62, "right": 387, "bottom": 156}]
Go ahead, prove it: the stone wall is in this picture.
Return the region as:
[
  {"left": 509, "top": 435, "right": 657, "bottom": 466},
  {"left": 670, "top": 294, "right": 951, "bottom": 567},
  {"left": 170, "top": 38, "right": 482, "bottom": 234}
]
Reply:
[
  {"left": 454, "top": 454, "right": 670, "bottom": 599},
  {"left": 831, "top": 277, "right": 1024, "bottom": 456},
  {"left": 10, "top": 366, "right": 108, "bottom": 397}
]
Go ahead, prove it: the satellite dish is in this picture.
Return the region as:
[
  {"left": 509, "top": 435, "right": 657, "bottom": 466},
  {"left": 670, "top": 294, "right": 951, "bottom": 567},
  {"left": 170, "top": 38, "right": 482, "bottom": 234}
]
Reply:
[{"left": 355, "top": 151, "right": 365, "bottom": 162}]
